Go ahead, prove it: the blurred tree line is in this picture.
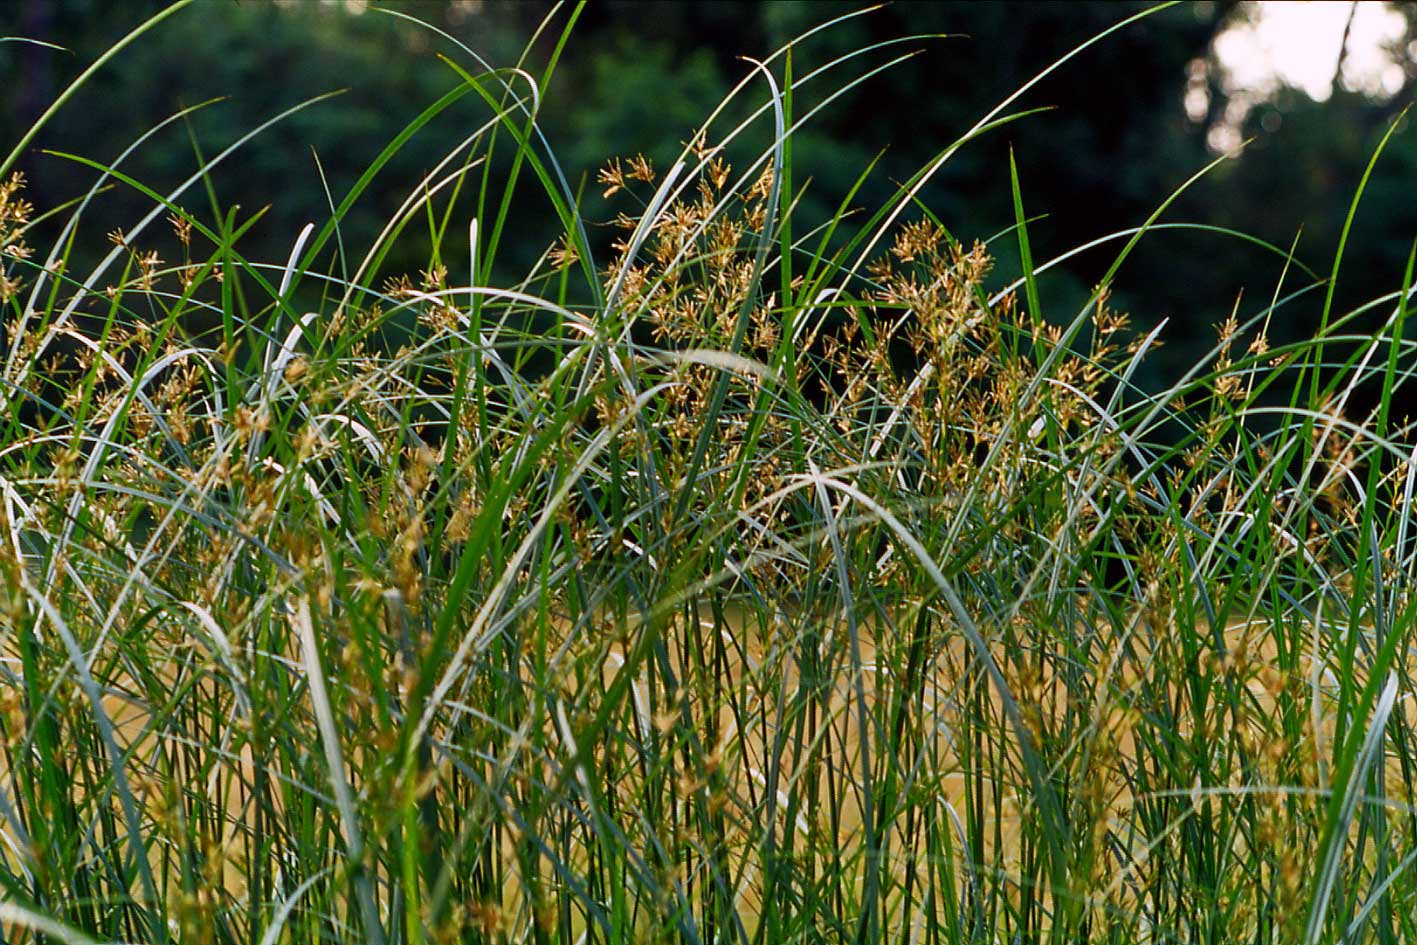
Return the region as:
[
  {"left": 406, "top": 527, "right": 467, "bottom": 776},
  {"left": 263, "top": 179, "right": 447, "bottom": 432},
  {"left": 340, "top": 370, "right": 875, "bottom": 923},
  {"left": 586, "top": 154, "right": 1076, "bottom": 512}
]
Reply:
[{"left": 3, "top": 0, "right": 1417, "bottom": 411}]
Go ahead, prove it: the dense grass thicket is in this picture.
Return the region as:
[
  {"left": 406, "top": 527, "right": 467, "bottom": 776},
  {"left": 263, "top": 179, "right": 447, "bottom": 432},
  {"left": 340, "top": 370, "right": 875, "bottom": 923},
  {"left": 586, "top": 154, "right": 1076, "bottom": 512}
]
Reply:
[{"left": 4, "top": 3, "right": 1417, "bottom": 943}]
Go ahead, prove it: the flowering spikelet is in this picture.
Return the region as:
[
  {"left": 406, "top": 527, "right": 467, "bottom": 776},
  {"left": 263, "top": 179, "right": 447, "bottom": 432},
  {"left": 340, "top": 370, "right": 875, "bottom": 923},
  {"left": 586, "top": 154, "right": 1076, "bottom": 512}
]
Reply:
[{"left": 0, "top": 173, "right": 34, "bottom": 303}]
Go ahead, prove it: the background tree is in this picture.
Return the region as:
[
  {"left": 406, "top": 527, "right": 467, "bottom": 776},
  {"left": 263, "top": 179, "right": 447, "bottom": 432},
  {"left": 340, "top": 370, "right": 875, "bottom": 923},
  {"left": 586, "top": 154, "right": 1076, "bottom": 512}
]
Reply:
[{"left": 3, "top": 0, "right": 1415, "bottom": 408}]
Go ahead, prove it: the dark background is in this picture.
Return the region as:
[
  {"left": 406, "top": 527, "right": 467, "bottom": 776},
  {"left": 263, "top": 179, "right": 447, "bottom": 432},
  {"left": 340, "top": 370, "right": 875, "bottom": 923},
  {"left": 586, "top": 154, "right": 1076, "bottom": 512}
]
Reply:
[{"left": 5, "top": 0, "right": 1417, "bottom": 406}]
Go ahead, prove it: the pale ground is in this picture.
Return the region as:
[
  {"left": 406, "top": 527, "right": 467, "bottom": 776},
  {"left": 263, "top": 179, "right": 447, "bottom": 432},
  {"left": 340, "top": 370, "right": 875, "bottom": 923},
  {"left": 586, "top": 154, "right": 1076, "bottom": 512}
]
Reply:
[{"left": 1, "top": 600, "right": 1410, "bottom": 936}]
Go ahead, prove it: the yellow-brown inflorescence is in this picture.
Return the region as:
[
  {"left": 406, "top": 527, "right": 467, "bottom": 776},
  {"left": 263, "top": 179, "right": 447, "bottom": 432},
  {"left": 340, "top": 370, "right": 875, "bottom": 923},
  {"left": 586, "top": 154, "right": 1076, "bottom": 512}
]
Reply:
[
  {"left": 0, "top": 144, "right": 1404, "bottom": 945},
  {"left": 0, "top": 173, "right": 34, "bottom": 304}
]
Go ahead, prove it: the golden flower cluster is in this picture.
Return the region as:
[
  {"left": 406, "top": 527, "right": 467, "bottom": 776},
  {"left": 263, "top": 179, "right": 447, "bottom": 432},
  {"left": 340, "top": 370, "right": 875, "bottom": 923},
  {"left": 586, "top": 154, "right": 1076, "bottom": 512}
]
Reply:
[{"left": 0, "top": 173, "right": 35, "bottom": 303}]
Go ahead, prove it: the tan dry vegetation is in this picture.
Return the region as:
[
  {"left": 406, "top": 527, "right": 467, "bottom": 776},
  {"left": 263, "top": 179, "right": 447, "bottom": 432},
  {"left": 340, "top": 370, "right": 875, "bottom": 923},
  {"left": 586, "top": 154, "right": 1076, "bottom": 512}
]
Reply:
[
  {"left": 543, "top": 599, "right": 1417, "bottom": 928},
  {"left": 3, "top": 576, "right": 1415, "bottom": 940}
]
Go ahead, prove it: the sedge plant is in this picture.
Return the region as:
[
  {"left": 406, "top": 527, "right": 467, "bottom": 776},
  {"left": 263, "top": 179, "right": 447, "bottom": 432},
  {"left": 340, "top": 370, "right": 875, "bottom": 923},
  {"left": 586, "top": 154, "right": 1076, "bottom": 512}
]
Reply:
[{"left": 2, "top": 3, "right": 1417, "bottom": 944}]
